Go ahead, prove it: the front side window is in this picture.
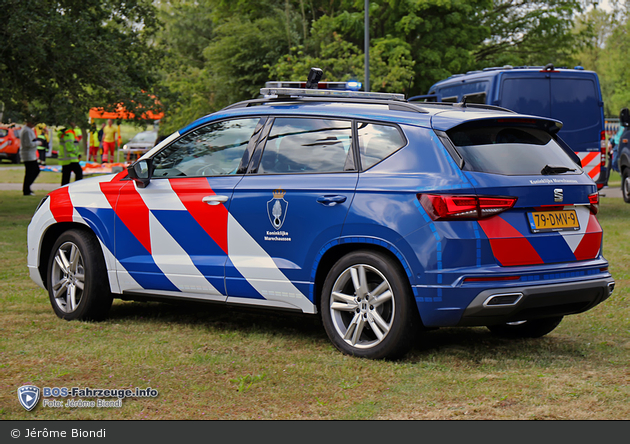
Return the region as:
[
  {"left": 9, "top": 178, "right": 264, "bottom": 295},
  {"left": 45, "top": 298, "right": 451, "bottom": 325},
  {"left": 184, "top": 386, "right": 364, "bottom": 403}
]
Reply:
[
  {"left": 259, "top": 118, "right": 353, "bottom": 174},
  {"left": 151, "top": 118, "right": 260, "bottom": 178},
  {"left": 357, "top": 122, "right": 406, "bottom": 169}
]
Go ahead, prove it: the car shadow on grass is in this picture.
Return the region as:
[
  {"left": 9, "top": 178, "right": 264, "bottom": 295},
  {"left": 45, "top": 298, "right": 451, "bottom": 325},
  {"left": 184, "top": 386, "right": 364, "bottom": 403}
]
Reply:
[
  {"left": 106, "top": 299, "right": 590, "bottom": 364},
  {"left": 107, "top": 299, "right": 328, "bottom": 341}
]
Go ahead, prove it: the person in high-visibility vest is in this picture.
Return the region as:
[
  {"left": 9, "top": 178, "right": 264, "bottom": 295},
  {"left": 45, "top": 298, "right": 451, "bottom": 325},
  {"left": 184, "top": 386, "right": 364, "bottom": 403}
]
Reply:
[
  {"left": 58, "top": 123, "right": 83, "bottom": 186},
  {"left": 88, "top": 127, "right": 100, "bottom": 163},
  {"left": 102, "top": 119, "right": 120, "bottom": 163},
  {"left": 34, "top": 123, "right": 50, "bottom": 165}
]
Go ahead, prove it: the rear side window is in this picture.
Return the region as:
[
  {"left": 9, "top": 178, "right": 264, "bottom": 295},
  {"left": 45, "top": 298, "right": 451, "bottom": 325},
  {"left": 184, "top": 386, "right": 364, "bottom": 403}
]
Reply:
[
  {"left": 357, "top": 122, "right": 406, "bottom": 169},
  {"left": 446, "top": 124, "right": 580, "bottom": 176},
  {"left": 260, "top": 118, "right": 353, "bottom": 174}
]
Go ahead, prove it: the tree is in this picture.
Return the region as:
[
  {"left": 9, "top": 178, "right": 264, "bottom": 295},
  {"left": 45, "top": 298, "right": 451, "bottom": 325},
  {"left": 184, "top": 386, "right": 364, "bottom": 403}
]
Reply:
[{"left": 0, "top": 0, "right": 161, "bottom": 127}]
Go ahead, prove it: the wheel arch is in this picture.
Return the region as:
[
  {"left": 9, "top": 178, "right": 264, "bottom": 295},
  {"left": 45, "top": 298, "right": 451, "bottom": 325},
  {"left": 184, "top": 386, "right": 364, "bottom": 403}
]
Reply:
[
  {"left": 38, "top": 222, "right": 108, "bottom": 291},
  {"left": 311, "top": 238, "right": 416, "bottom": 308}
]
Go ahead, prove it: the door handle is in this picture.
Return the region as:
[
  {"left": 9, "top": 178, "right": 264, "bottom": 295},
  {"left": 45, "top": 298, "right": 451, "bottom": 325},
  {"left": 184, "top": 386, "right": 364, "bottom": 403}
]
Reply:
[
  {"left": 316, "top": 195, "right": 347, "bottom": 206},
  {"left": 202, "top": 195, "right": 229, "bottom": 206}
]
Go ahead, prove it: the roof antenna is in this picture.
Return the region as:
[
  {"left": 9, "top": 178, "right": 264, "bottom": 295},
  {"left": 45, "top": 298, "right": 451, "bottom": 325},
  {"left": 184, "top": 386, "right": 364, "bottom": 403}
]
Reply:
[
  {"left": 306, "top": 67, "right": 323, "bottom": 89},
  {"left": 543, "top": 63, "right": 555, "bottom": 71},
  {"left": 454, "top": 95, "right": 468, "bottom": 108}
]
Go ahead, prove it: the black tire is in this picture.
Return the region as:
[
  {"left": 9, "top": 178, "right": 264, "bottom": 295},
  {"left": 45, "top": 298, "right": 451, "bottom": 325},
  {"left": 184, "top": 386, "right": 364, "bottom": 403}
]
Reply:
[
  {"left": 320, "top": 251, "right": 415, "bottom": 359},
  {"left": 47, "top": 229, "right": 113, "bottom": 321},
  {"left": 622, "top": 168, "right": 630, "bottom": 203},
  {"left": 487, "top": 316, "right": 563, "bottom": 338},
  {"left": 11, "top": 151, "right": 20, "bottom": 164}
]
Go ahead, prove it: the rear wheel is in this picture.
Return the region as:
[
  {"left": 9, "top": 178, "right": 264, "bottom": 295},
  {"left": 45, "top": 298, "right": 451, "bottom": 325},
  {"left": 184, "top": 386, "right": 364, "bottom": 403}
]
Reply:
[
  {"left": 320, "top": 251, "right": 415, "bottom": 359},
  {"left": 47, "top": 229, "right": 112, "bottom": 321},
  {"left": 622, "top": 168, "right": 630, "bottom": 203},
  {"left": 487, "top": 316, "right": 563, "bottom": 338},
  {"left": 11, "top": 151, "right": 20, "bottom": 164}
]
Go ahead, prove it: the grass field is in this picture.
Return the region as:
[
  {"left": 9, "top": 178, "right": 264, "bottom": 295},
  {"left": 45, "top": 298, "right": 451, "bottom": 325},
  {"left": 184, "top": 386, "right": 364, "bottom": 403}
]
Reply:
[{"left": 0, "top": 191, "right": 628, "bottom": 420}]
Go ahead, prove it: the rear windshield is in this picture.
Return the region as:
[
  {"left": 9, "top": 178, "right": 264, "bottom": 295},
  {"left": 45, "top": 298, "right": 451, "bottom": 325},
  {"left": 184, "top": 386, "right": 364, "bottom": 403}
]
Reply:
[{"left": 445, "top": 125, "right": 580, "bottom": 176}]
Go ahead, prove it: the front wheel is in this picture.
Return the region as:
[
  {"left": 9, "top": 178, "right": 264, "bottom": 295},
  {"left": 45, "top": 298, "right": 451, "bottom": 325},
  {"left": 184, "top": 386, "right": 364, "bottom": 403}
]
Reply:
[
  {"left": 487, "top": 316, "right": 563, "bottom": 338},
  {"left": 320, "top": 251, "right": 416, "bottom": 359},
  {"left": 622, "top": 168, "right": 630, "bottom": 203},
  {"left": 47, "top": 229, "right": 113, "bottom": 321}
]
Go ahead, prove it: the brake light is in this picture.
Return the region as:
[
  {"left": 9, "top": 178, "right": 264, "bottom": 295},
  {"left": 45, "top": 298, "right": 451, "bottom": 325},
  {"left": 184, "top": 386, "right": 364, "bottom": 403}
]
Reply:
[
  {"left": 600, "top": 130, "right": 607, "bottom": 165},
  {"left": 417, "top": 194, "right": 518, "bottom": 220},
  {"left": 588, "top": 192, "right": 599, "bottom": 215}
]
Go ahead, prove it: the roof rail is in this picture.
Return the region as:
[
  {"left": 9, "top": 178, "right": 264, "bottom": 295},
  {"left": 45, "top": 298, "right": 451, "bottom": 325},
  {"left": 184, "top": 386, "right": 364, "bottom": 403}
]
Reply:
[
  {"left": 415, "top": 102, "right": 516, "bottom": 113},
  {"left": 222, "top": 96, "right": 430, "bottom": 113}
]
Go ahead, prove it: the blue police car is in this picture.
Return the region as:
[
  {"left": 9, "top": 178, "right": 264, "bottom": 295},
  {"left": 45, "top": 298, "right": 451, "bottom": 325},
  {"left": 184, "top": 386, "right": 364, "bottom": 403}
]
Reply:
[{"left": 27, "top": 76, "right": 614, "bottom": 359}]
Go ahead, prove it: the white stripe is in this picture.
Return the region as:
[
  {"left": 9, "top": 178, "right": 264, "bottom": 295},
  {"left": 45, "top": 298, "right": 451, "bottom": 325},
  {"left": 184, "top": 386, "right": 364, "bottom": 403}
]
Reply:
[
  {"left": 227, "top": 213, "right": 316, "bottom": 314},
  {"left": 67, "top": 174, "right": 116, "bottom": 209},
  {"left": 135, "top": 179, "right": 187, "bottom": 211},
  {"left": 559, "top": 206, "right": 591, "bottom": 253},
  {"left": 148, "top": 211, "right": 223, "bottom": 297}
]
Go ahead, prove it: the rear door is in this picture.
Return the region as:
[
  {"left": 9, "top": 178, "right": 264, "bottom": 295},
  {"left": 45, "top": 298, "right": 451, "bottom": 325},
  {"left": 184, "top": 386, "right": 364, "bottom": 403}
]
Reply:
[{"left": 226, "top": 117, "right": 358, "bottom": 312}]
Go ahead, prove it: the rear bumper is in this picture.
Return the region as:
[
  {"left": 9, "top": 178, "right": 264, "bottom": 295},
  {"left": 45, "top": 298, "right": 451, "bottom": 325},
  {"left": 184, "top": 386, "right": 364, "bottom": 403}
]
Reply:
[{"left": 458, "top": 277, "right": 614, "bottom": 326}]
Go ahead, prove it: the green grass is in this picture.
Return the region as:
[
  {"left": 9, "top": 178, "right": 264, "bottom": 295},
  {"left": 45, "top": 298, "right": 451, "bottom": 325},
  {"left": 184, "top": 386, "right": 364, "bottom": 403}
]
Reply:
[{"left": 0, "top": 191, "right": 628, "bottom": 420}]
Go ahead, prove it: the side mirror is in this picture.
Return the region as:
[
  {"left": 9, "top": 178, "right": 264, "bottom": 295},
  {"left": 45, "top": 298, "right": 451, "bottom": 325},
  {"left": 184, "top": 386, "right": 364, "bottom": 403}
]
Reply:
[
  {"left": 127, "top": 159, "right": 152, "bottom": 188},
  {"left": 620, "top": 108, "right": 630, "bottom": 128}
]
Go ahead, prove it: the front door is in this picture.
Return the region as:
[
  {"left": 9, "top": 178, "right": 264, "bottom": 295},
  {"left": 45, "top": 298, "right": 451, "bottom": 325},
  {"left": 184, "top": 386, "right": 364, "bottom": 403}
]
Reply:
[{"left": 113, "top": 117, "right": 263, "bottom": 301}]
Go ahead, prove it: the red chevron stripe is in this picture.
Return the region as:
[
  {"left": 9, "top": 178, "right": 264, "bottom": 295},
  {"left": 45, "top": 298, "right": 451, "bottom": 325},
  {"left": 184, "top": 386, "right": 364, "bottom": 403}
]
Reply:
[
  {"left": 100, "top": 180, "right": 152, "bottom": 254},
  {"left": 49, "top": 187, "right": 73, "bottom": 223},
  {"left": 478, "top": 216, "right": 544, "bottom": 266},
  {"left": 169, "top": 178, "right": 229, "bottom": 254},
  {"left": 573, "top": 213, "right": 602, "bottom": 260}
]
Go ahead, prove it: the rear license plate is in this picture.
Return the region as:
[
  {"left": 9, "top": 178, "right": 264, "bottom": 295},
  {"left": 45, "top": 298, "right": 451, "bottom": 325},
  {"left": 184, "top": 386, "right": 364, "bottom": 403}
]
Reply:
[{"left": 527, "top": 210, "right": 580, "bottom": 233}]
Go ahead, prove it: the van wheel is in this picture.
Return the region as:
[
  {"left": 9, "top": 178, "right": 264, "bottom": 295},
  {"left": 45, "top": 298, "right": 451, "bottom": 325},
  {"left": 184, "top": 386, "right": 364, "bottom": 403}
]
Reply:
[
  {"left": 11, "top": 152, "right": 20, "bottom": 164},
  {"left": 47, "top": 229, "right": 112, "bottom": 321},
  {"left": 622, "top": 169, "right": 630, "bottom": 203},
  {"left": 487, "top": 316, "right": 563, "bottom": 338},
  {"left": 320, "top": 251, "right": 414, "bottom": 359}
]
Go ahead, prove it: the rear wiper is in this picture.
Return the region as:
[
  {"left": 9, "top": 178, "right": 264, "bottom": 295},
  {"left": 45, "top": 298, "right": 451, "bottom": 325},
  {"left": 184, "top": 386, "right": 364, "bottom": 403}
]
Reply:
[{"left": 541, "top": 165, "right": 576, "bottom": 175}]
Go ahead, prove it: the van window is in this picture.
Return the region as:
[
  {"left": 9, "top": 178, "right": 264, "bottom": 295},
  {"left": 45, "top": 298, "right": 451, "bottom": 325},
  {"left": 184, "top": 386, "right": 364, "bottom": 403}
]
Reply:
[
  {"left": 446, "top": 124, "right": 579, "bottom": 176},
  {"left": 550, "top": 78, "right": 599, "bottom": 130},
  {"left": 464, "top": 92, "right": 486, "bottom": 104},
  {"left": 438, "top": 81, "right": 488, "bottom": 103},
  {"left": 501, "top": 78, "right": 551, "bottom": 116}
]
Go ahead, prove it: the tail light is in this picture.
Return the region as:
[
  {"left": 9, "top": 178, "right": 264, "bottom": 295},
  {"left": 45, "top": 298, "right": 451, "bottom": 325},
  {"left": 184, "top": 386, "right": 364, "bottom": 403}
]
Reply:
[
  {"left": 418, "top": 194, "right": 517, "bottom": 221},
  {"left": 588, "top": 192, "right": 599, "bottom": 215}
]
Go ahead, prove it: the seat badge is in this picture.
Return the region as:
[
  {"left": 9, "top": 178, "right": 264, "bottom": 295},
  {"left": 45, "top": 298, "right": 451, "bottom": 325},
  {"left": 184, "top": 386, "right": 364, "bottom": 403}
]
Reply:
[
  {"left": 554, "top": 188, "right": 563, "bottom": 203},
  {"left": 267, "top": 189, "right": 289, "bottom": 229}
]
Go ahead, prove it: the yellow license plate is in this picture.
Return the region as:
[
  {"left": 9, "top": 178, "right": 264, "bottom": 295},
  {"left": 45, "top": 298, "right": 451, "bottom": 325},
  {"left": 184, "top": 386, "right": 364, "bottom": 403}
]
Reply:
[{"left": 527, "top": 210, "right": 580, "bottom": 233}]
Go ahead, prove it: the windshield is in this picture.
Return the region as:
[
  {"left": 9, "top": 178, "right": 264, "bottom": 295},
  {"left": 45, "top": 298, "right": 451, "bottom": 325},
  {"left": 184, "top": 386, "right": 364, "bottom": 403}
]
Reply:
[
  {"left": 130, "top": 131, "right": 158, "bottom": 143},
  {"left": 446, "top": 124, "right": 580, "bottom": 176},
  {"left": 0, "top": 129, "right": 8, "bottom": 138}
]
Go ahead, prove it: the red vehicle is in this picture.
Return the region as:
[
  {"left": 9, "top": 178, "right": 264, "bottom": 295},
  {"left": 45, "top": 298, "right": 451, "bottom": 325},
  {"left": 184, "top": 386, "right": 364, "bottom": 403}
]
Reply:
[{"left": 0, "top": 124, "right": 22, "bottom": 163}]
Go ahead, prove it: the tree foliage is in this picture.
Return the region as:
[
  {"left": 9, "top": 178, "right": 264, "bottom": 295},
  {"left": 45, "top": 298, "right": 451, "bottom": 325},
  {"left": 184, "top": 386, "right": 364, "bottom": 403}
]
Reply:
[{"left": 0, "top": 0, "right": 160, "bottom": 126}]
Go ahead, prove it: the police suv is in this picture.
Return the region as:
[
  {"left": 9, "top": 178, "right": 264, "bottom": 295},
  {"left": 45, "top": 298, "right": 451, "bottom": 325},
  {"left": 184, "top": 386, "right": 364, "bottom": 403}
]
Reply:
[{"left": 27, "top": 72, "right": 614, "bottom": 359}]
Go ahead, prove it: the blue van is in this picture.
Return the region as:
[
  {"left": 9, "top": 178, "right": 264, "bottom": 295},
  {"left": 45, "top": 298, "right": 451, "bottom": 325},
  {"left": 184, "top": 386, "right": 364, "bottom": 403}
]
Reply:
[{"left": 411, "top": 65, "right": 608, "bottom": 188}]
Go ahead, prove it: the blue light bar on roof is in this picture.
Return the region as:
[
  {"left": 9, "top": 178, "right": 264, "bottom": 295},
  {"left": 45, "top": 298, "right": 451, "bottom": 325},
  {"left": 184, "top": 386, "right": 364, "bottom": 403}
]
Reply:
[{"left": 260, "top": 87, "right": 405, "bottom": 101}]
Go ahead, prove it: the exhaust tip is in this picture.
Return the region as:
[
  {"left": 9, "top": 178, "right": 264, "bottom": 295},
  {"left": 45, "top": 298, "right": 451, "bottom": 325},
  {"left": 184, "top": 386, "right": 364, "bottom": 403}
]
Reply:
[
  {"left": 608, "top": 282, "right": 615, "bottom": 295},
  {"left": 483, "top": 293, "right": 523, "bottom": 307}
]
